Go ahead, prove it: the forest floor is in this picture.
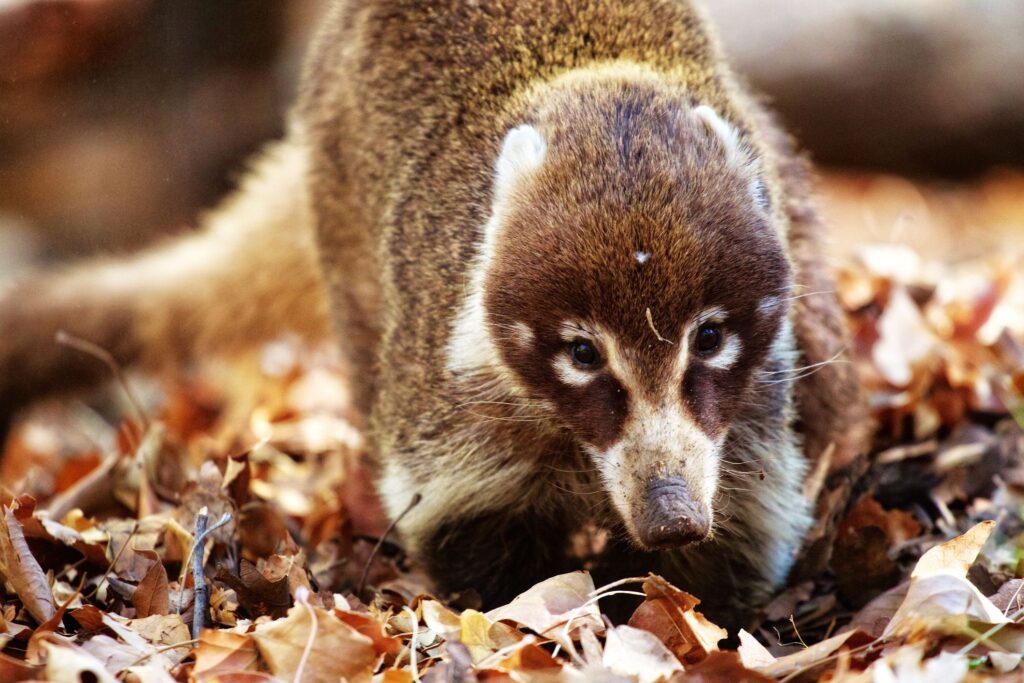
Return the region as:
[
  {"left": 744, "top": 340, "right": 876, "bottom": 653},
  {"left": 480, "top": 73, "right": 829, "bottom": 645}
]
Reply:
[{"left": 1, "top": 171, "right": 1024, "bottom": 682}]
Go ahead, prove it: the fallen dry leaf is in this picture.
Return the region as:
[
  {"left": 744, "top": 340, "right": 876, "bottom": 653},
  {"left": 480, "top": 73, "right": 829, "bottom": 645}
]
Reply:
[
  {"left": 251, "top": 596, "right": 377, "bottom": 683},
  {"left": 193, "top": 629, "right": 260, "bottom": 679},
  {"left": 627, "top": 573, "right": 726, "bottom": 665},
  {"left": 486, "top": 571, "right": 604, "bottom": 649},
  {"left": 0, "top": 505, "right": 56, "bottom": 623},
  {"left": 602, "top": 624, "right": 684, "bottom": 683}
]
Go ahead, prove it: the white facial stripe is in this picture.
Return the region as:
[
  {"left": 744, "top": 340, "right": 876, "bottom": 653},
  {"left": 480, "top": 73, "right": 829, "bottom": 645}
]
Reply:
[
  {"left": 552, "top": 354, "right": 596, "bottom": 387},
  {"left": 706, "top": 335, "right": 742, "bottom": 370}
]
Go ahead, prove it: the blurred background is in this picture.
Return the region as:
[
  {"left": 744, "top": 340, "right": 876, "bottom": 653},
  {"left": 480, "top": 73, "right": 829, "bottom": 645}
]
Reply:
[{"left": 0, "top": 0, "right": 1022, "bottom": 268}]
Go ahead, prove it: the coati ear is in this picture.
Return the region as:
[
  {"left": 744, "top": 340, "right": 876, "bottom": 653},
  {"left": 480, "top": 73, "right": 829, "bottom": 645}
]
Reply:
[
  {"left": 445, "top": 125, "right": 547, "bottom": 377},
  {"left": 494, "top": 124, "right": 547, "bottom": 203},
  {"left": 693, "top": 105, "right": 769, "bottom": 211}
]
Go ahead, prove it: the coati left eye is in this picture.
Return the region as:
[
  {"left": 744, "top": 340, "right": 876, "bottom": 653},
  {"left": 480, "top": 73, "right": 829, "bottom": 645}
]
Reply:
[
  {"left": 569, "top": 340, "right": 601, "bottom": 367},
  {"left": 695, "top": 323, "right": 723, "bottom": 354}
]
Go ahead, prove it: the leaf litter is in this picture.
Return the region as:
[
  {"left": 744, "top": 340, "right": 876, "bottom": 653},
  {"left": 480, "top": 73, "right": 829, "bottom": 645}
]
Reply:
[{"left": 1, "top": 173, "right": 1023, "bottom": 681}]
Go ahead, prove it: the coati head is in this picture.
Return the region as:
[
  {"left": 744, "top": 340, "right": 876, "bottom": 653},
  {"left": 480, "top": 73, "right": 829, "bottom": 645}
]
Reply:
[{"left": 449, "top": 67, "right": 793, "bottom": 551}]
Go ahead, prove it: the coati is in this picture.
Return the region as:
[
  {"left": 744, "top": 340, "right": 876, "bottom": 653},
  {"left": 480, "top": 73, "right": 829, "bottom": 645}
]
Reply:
[{"left": 0, "top": 0, "right": 866, "bottom": 623}]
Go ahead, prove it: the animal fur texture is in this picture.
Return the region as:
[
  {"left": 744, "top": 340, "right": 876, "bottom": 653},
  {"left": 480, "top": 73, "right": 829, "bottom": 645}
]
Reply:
[{"left": 0, "top": 0, "right": 867, "bottom": 625}]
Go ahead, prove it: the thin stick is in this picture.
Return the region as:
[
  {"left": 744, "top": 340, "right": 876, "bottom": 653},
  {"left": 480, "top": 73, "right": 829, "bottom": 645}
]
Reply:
[
  {"left": 294, "top": 588, "right": 318, "bottom": 683},
  {"left": 357, "top": 493, "right": 421, "bottom": 597},
  {"left": 188, "top": 509, "right": 233, "bottom": 639},
  {"left": 123, "top": 638, "right": 199, "bottom": 669},
  {"left": 192, "top": 508, "right": 209, "bottom": 639},
  {"left": 956, "top": 605, "right": 1024, "bottom": 656},
  {"left": 404, "top": 606, "right": 422, "bottom": 683},
  {"left": 86, "top": 522, "right": 138, "bottom": 600},
  {"left": 55, "top": 330, "right": 150, "bottom": 434}
]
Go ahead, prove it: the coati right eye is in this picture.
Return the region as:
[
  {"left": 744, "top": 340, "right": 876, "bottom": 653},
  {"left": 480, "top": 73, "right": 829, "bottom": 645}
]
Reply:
[{"left": 569, "top": 340, "right": 601, "bottom": 367}]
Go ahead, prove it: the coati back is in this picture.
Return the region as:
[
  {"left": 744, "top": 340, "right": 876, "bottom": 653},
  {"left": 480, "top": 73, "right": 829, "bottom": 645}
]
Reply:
[{"left": 0, "top": 0, "right": 866, "bottom": 624}]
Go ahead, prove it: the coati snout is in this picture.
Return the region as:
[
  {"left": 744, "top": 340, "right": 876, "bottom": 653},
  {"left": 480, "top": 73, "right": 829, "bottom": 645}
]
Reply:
[{"left": 638, "top": 478, "right": 710, "bottom": 548}]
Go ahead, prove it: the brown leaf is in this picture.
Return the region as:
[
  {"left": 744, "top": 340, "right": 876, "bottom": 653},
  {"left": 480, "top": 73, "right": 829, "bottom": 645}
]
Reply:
[
  {"left": 193, "top": 629, "right": 259, "bottom": 679},
  {"left": 333, "top": 608, "right": 401, "bottom": 657},
  {"left": 0, "top": 505, "right": 55, "bottom": 623},
  {"left": 683, "top": 651, "right": 776, "bottom": 683},
  {"left": 627, "top": 574, "right": 726, "bottom": 665},
  {"left": 132, "top": 549, "right": 170, "bottom": 617},
  {"left": 251, "top": 599, "right": 377, "bottom": 683},
  {"left": 216, "top": 559, "right": 292, "bottom": 619},
  {"left": 0, "top": 651, "right": 40, "bottom": 683}
]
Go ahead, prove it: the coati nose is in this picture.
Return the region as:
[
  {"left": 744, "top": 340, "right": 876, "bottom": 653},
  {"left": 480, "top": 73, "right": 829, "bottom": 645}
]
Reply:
[{"left": 636, "top": 478, "right": 711, "bottom": 548}]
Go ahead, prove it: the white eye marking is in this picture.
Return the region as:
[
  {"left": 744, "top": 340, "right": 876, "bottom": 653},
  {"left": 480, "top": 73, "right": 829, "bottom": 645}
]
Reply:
[
  {"left": 557, "top": 320, "right": 598, "bottom": 343},
  {"left": 553, "top": 354, "right": 596, "bottom": 387},
  {"left": 635, "top": 251, "right": 651, "bottom": 264},
  {"left": 509, "top": 321, "right": 534, "bottom": 348},
  {"left": 705, "top": 335, "right": 742, "bottom": 370},
  {"left": 693, "top": 306, "right": 727, "bottom": 328}
]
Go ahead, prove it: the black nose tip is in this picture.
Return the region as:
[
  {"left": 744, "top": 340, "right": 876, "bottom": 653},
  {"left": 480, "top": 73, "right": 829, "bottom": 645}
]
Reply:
[{"left": 636, "top": 478, "right": 710, "bottom": 549}]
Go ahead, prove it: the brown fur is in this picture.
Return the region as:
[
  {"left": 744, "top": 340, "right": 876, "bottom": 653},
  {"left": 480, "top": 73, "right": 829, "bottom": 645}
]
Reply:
[{"left": 0, "top": 0, "right": 867, "bottom": 626}]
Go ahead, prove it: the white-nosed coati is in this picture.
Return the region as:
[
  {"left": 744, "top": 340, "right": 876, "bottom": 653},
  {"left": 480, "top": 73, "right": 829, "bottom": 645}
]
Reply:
[{"left": 0, "top": 1, "right": 867, "bottom": 624}]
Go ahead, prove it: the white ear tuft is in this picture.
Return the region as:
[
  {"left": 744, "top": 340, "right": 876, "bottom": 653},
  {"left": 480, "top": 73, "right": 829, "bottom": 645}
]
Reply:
[
  {"left": 495, "top": 125, "right": 546, "bottom": 199},
  {"left": 693, "top": 105, "right": 744, "bottom": 166},
  {"left": 694, "top": 105, "right": 769, "bottom": 210}
]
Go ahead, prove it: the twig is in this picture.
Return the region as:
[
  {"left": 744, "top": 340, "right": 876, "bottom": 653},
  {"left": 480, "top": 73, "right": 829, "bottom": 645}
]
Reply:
[
  {"left": 55, "top": 330, "right": 150, "bottom": 439},
  {"left": 192, "top": 508, "right": 209, "bottom": 640},
  {"left": 294, "top": 587, "right": 318, "bottom": 683},
  {"left": 122, "top": 638, "right": 199, "bottom": 669},
  {"left": 189, "top": 508, "right": 233, "bottom": 639},
  {"left": 956, "top": 604, "right": 1024, "bottom": 656},
  {"left": 357, "top": 493, "right": 421, "bottom": 597},
  {"left": 404, "top": 606, "right": 422, "bottom": 683},
  {"left": 86, "top": 522, "right": 138, "bottom": 600}
]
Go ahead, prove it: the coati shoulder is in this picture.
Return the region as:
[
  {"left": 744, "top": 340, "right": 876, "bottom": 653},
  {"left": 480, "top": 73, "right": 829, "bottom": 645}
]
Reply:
[{"left": 0, "top": 0, "right": 867, "bottom": 626}]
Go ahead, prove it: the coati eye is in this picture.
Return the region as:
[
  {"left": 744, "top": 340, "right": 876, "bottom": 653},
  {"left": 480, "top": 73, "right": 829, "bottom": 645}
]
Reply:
[
  {"left": 695, "top": 324, "right": 723, "bottom": 354},
  {"left": 569, "top": 340, "right": 601, "bottom": 367}
]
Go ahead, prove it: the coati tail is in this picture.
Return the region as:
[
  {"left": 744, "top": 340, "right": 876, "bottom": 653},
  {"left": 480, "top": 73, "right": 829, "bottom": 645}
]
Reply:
[{"left": 0, "top": 136, "right": 330, "bottom": 427}]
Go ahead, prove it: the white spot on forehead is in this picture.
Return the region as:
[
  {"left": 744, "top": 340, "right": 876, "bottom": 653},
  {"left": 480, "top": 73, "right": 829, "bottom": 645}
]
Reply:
[
  {"left": 635, "top": 251, "right": 651, "bottom": 264},
  {"left": 552, "top": 354, "right": 596, "bottom": 387},
  {"left": 706, "top": 335, "right": 742, "bottom": 371}
]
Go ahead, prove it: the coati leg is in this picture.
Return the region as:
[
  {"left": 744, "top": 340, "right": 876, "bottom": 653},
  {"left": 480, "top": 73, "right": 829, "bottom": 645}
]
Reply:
[
  {"left": 420, "top": 507, "right": 580, "bottom": 607},
  {"left": 0, "top": 135, "right": 330, "bottom": 429}
]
